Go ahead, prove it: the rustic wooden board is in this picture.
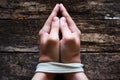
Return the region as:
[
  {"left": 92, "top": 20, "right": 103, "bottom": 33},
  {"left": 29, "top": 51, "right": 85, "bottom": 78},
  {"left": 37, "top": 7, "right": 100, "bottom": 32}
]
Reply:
[
  {"left": 0, "top": 19, "right": 119, "bottom": 52},
  {"left": 0, "top": 0, "right": 119, "bottom": 19},
  {"left": 0, "top": 0, "right": 120, "bottom": 80},
  {"left": 0, "top": 52, "right": 119, "bottom": 80}
]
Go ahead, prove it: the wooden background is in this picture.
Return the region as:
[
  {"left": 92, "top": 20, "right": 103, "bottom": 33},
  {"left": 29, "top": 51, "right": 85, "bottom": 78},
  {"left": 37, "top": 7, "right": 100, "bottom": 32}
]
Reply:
[{"left": 0, "top": 0, "right": 120, "bottom": 80}]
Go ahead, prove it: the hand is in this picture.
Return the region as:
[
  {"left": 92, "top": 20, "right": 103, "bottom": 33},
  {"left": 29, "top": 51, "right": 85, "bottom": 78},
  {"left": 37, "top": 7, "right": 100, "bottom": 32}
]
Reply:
[
  {"left": 33, "top": 4, "right": 88, "bottom": 80},
  {"left": 38, "top": 4, "right": 81, "bottom": 63},
  {"left": 38, "top": 4, "right": 60, "bottom": 62},
  {"left": 59, "top": 4, "right": 81, "bottom": 63}
]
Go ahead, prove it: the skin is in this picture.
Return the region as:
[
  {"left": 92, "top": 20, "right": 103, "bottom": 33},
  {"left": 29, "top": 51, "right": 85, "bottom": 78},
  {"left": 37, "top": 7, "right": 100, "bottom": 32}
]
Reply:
[
  {"left": 32, "top": 73, "right": 55, "bottom": 80},
  {"left": 59, "top": 4, "right": 81, "bottom": 63},
  {"left": 32, "top": 4, "right": 88, "bottom": 80},
  {"left": 32, "top": 4, "right": 59, "bottom": 80},
  {"left": 38, "top": 4, "right": 60, "bottom": 62}
]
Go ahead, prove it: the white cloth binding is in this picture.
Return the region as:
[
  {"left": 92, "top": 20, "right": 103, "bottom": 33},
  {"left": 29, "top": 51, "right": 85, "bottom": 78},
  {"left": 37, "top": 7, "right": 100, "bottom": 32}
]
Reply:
[{"left": 35, "top": 62, "right": 84, "bottom": 73}]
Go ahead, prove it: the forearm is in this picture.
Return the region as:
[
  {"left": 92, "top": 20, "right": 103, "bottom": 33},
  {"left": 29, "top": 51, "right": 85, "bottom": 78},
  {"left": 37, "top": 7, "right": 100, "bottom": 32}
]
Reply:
[
  {"left": 32, "top": 73, "right": 55, "bottom": 80},
  {"left": 74, "top": 73, "right": 88, "bottom": 80},
  {"left": 65, "top": 72, "right": 88, "bottom": 80},
  {"left": 32, "top": 73, "right": 47, "bottom": 80}
]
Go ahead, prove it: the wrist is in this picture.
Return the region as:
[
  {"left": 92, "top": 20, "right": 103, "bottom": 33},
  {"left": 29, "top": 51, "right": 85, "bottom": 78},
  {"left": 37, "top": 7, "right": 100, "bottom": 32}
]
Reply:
[
  {"left": 39, "top": 54, "right": 59, "bottom": 62},
  {"left": 61, "top": 55, "right": 81, "bottom": 63}
]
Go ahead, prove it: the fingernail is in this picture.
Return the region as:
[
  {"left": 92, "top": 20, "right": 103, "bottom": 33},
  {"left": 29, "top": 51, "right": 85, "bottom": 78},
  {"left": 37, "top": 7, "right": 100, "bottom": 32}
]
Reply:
[
  {"left": 61, "top": 17, "right": 66, "bottom": 21},
  {"left": 53, "top": 17, "right": 59, "bottom": 22}
]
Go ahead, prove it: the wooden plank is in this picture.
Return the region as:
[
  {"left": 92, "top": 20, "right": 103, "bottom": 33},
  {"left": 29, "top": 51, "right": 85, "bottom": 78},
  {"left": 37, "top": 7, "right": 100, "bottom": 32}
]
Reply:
[
  {"left": 0, "top": 0, "right": 119, "bottom": 19},
  {"left": 77, "top": 20, "right": 120, "bottom": 52},
  {"left": 0, "top": 52, "right": 119, "bottom": 80},
  {"left": 0, "top": 19, "right": 120, "bottom": 52}
]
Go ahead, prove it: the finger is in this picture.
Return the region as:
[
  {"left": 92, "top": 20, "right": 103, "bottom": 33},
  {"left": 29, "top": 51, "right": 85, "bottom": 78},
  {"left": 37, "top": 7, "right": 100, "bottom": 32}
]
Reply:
[
  {"left": 42, "top": 4, "right": 60, "bottom": 33},
  {"left": 60, "top": 4, "right": 75, "bottom": 27},
  {"left": 50, "top": 17, "right": 59, "bottom": 38},
  {"left": 60, "top": 4, "right": 78, "bottom": 32},
  {"left": 60, "top": 17, "right": 71, "bottom": 37}
]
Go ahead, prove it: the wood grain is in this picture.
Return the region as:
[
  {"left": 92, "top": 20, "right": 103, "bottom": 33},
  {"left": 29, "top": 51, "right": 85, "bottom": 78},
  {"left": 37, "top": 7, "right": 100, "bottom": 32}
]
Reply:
[
  {"left": 0, "top": 52, "right": 119, "bottom": 80},
  {"left": 0, "top": 0, "right": 119, "bottom": 19},
  {"left": 0, "top": 19, "right": 119, "bottom": 52},
  {"left": 0, "top": 0, "right": 120, "bottom": 80}
]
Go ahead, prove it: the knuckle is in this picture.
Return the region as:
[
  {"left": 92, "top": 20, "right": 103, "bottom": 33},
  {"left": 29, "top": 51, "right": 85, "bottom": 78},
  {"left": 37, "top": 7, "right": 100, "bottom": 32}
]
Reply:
[
  {"left": 48, "top": 37, "right": 59, "bottom": 43},
  {"left": 64, "top": 37, "right": 77, "bottom": 46},
  {"left": 64, "top": 36, "right": 75, "bottom": 42}
]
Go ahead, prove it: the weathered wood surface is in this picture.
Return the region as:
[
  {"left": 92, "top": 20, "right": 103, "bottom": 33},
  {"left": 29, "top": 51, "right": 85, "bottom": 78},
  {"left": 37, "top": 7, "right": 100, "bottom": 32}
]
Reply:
[
  {"left": 0, "top": 0, "right": 120, "bottom": 19},
  {"left": 0, "top": 0, "right": 120, "bottom": 80},
  {"left": 0, "top": 19, "right": 120, "bottom": 52},
  {"left": 0, "top": 53, "right": 119, "bottom": 80}
]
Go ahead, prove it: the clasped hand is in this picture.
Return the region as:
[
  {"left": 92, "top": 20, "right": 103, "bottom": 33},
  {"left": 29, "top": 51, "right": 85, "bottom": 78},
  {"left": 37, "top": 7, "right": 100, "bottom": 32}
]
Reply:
[{"left": 39, "top": 4, "right": 81, "bottom": 63}]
